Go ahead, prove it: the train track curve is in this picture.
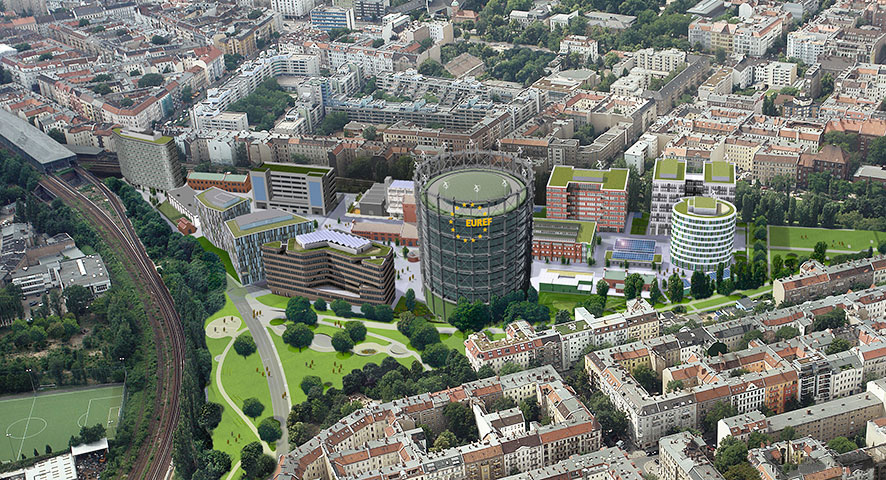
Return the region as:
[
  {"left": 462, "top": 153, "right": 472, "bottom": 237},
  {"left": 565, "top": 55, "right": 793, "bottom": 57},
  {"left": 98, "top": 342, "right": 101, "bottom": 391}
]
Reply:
[{"left": 40, "top": 169, "right": 184, "bottom": 480}]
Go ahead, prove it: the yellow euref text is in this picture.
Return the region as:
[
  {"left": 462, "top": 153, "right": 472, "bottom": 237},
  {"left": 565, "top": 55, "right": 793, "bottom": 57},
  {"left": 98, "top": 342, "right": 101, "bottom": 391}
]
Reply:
[{"left": 465, "top": 218, "right": 492, "bottom": 228}]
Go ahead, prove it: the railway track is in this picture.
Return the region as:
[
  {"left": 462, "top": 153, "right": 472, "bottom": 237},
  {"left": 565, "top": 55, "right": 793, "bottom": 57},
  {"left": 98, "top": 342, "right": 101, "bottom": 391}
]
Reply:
[{"left": 40, "top": 169, "right": 184, "bottom": 480}]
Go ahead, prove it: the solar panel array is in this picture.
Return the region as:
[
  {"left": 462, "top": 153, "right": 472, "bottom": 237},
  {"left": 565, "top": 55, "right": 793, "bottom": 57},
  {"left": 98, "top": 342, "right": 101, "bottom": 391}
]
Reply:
[
  {"left": 297, "top": 230, "right": 371, "bottom": 250},
  {"left": 613, "top": 238, "right": 655, "bottom": 254},
  {"left": 611, "top": 251, "right": 655, "bottom": 262}
]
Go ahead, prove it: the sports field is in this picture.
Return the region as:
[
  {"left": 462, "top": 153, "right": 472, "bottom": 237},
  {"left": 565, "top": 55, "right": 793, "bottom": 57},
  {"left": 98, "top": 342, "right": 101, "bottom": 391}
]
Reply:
[
  {"left": 0, "top": 385, "right": 123, "bottom": 462},
  {"left": 769, "top": 226, "right": 886, "bottom": 251}
]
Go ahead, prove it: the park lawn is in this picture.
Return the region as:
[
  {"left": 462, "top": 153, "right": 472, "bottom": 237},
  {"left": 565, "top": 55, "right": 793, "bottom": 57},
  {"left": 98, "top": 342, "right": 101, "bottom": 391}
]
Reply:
[
  {"left": 314, "top": 323, "right": 391, "bottom": 347},
  {"left": 769, "top": 226, "right": 885, "bottom": 251},
  {"left": 366, "top": 326, "right": 419, "bottom": 352},
  {"left": 197, "top": 236, "right": 239, "bottom": 282},
  {"left": 538, "top": 292, "right": 593, "bottom": 315},
  {"left": 441, "top": 332, "right": 466, "bottom": 354},
  {"left": 690, "top": 294, "right": 743, "bottom": 311},
  {"left": 256, "top": 293, "right": 289, "bottom": 309},
  {"left": 206, "top": 293, "right": 240, "bottom": 326},
  {"left": 268, "top": 327, "right": 412, "bottom": 404},
  {"left": 157, "top": 200, "right": 184, "bottom": 222},
  {"left": 605, "top": 296, "right": 627, "bottom": 313},
  {"left": 205, "top": 335, "right": 259, "bottom": 478},
  {"left": 220, "top": 332, "right": 274, "bottom": 430},
  {"left": 630, "top": 212, "right": 650, "bottom": 235}
]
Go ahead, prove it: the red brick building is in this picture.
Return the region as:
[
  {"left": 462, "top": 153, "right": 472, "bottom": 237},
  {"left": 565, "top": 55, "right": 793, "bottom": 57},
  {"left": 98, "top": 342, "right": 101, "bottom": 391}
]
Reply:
[
  {"left": 531, "top": 218, "right": 596, "bottom": 262},
  {"left": 796, "top": 144, "right": 849, "bottom": 188},
  {"left": 351, "top": 221, "right": 418, "bottom": 247},
  {"left": 545, "top": 166, "right": 629, "bottom": 232},
  {"left": 186, "top": 172, "right": 252, "bottom": 193}
]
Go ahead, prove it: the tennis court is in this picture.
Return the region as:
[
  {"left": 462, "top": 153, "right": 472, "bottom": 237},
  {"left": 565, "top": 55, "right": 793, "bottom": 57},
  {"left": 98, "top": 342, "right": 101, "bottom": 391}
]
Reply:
[{"left": 0, "top": 385, "right": 123, "bottom": 462}]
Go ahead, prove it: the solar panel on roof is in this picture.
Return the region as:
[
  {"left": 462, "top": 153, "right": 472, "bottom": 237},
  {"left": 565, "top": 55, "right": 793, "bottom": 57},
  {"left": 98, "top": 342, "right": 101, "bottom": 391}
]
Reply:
[
  {"left": 611, "top": 251, "right": 655, "bottom": 262},
  {"left": 296, "top": 230, "right": 371, "bottom": 249},
  {"left": 613, "top": 238, "right": 655, "bottom": 254}
]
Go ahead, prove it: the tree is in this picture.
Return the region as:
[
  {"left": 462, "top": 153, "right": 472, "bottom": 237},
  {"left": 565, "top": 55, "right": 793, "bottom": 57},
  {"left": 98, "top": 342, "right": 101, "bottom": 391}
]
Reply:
[
  {"left": 666, "top": 379, "right": 684, "bottom": 393},
  {"left": 330, "top": 299, "right": 352, "bottom": 317},
  {"left": 242, "top": 398, "right": 265, "bottom": 419},
  {"left": 596, "top": 279, "right": 609, "bottom": 299},
  {"left": 233, "top": 334, "right": 256, "bottom": 358},
  {"left": 344, "top": 321, "right": 367, "bottom": 343},
  {"left": 723, "top": 462, "right": 760, "bottom": 480},
  {"left": 318, "top": 112, "right": 349, "bottom": 135},
  {"left": 64, "top": 285, "right": 93, "bottom": 319},
  {"left": 313, "top": 298, "right": 327, "bottom": 311},
  {"left": 151, "top": 35, "right": 169, "bottom": 45},
  {"left": 812, "top": 308, "right": 846, "bottom": 332},
  {"left": 248, "top": 8, "right": 262, "bottom": 19},
  {"left": 826, "top": 338, "right": 852, "bottom": 355},
  {"left": 650, "top": 279, "right": 663, "bottom": 305},
  {"left": 138, "top": 73, "right": 164, "bottom": 87},
  {"left": 477, "top": 364, "right": 495, "bottom": 378},
  {"left": 362, "top": 125, "right": 377, "bottom": 140},
  {"left": 623, "top": 273, "right": 645, "bottom": 300},
  {"left": 449, "top": 299, "right": 490, "bottom": 333},
  {"left": 361, "top": 303, "right": 376, "bottom": 320},
  {"left": 258, "top": 417, "right": 282, "bottom": 442},
  {"left": 690, "top": 271, "right": 711, "bottom": 299},
  {"left": 632, "top": 365, "right": 658, "bottom": 393},
  {"left": 198, "top": 402, "right": 223, "bottom": 431},
  {"left": 555, "top": 309, "right": 571, "bottom": 324},
  {"left": 499, "top": 362, "right": 523, "bottom": 376},
  {"left": 715, "top": 47, "right": 726, "bottom": 63},
  {"left": 404, "top": 288, "right": 416, "bottom": 311},
  {"left": 410, "top": 323, "right": 441, "bottom": 350},
  {"left": 286, "top": 296, "right": 317, "bottom": 325},
  {"left": 704, "top": 401, "right": 738, "bottom": 433},
  {"left": 283, "top": 323, "right": 314, "bottom": 350},
  {"left": 827, "top": 436, "right": 858, "bottom": 453},
  {"left": 331, "top": 330, "right": 354, "bottom": 352},
  {"left": 421, "top": 343, "right": 451, "bottom": 367},
  {"left": 289, "top": 421, "right": 311, "bottom": 447},
  {"left": 433, "top": 430, "right": 458, "bottom": 451},
  {"left": 668, "top": 273, "right": 684, "bottom": 303},
  {"left": 443, "top": 401, "right": 478, "bottom": 442},
  {"left": 714, "top": 436, "right": 748, "bottom": 472},
  {"left": 780, "top": 426, "right": 796, "bottom": 441},
  {"left": 300, "top": 375, "right": 323, "bottom": 396},
  {"left": 240, "top": 442, "right": 275, "bottom": 479},
  {"left": 47, "top": 128, "right": 66, "bottom": 144},
  {"left": 812, "top": 241, "right": 828, "bottom": 262},
  {"left": 374, "top": 305, "right": 394, "bottom": 322},
  {"left": 775, "top": 326, "right": 800, "bottom": 341}
]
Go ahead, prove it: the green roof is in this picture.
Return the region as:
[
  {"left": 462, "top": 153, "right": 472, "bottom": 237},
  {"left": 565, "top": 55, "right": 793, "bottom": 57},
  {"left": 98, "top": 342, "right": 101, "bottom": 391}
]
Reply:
[
  {"left": 112, "top": 128, "right": 172, "bottom": 145},
  {"left": 252, "top": 163, "right": 332, "bottom": 176},
  {"left": 555, "top": 319, "right": 591, "bottom": 335},
  {"left": 653, "top": 158, "right": 686, "bottom": 181},
  {"left": 286, "top": 237, "right": 391, "bottom": 264},
  {"left": 533, "top": 218, "right": 596, "bottom": 244},
  {"left": 263, "top": 241, "right": 282, "bottom": 248},
  {"left": 704, "top": 161, "right": 735, "bottom": 184},
  {"left": 547, "top": 166, "right": 629, "bottom": 190},
  {"left": 673, "top": 196, "right": 735, "bottom": 218},
  {"left": 195, "top": 188, "right": 248, "bottom": 211},
  {"left": 226, "top": 213, "right": 309, "bottom": 238}
]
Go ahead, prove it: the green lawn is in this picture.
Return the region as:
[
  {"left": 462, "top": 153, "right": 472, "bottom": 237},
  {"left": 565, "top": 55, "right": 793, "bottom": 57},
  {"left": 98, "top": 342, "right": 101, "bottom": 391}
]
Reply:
[
  {"left": 630, "top": 212, "right": 650, "bottom": 235},
  {"left": 197, "top": 237, "right": 239, "bottom": 282},
  {"left": 0, "top": 385, "right": 124, "bottom": 462},
  {"left": 205, "top": 336, "right": 253, "bottom": 478},
  {"left": 268, "top": 327, "right": 411, "bottom": 404},
  {"left": 769, "top": 226, "right": 885, "bottom": 251},
  {"left": 441, "top": 333, "right": 467, "bottom": 354},
  {"left": 207, "top": 294, "right": 240, "bottom": 323},
  {"left": 690, "top": 294, "right": 743, "bottom": 311},
  {"left": 539, "top": 292, "right": 593, "bottom": 315},
  {"left": 219, "top": 334, "right": 274, "bottom": 430},
  {"left": 256, "top": 293, "right": 289, "bottom": 309},
  {"left": 365, "top": 327, "right": 416, "bottom": 352},
  {"left": 157, "top": 200, "right": 184, "bottom": 222}
]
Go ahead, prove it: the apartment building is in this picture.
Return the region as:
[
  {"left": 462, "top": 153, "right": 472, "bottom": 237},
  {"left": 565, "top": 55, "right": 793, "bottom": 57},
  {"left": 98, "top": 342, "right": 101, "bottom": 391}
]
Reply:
[
  {"left": 751, "top": 149, "right": 800, "bottom": 184},
  {"left": 634, "top": 47, "right": 686, "bottom": 73},
  {"left": 773, "top": 255, "right": 886, "bottom": 305},
  {"left": 250, "top": 163, "right": 338, "bottom": 216},
  {"left": 113, "top": 129, "right": 183, "bottom": 192},
  {"left": 272, "top": 0, "right": 315, "bottom": 17},
  {"left": 278, "top": 367, "right": 601, "bottom": 479},
  {"left": 545, "top": 166, "right": 629, "bottom": 232},
  {"left": 262, "top": 230, "right": 395, "bottom": 305},
  {"left": 558, "top": 35, "right": 599, "bottom": 62},
  {"left": 688, "top": 11, "right": 788, "bottom": 57},
  {"left": 531, "top": 218, "right": 596, "bottom": 263},
  {"left": 309, "top": 6, "right": 355, "bottom": 30},
  {"left": 796, "top": 144, "right": 849, "bottom": 188},
  {"left": 220, "top": 209, "right": 313, "bottom": 284},
  {"left": 659, "top": 432, "right": 724, "bottom": 480},
  {"left": 648, "top": 159, "right": 735, "bottom": 236}
]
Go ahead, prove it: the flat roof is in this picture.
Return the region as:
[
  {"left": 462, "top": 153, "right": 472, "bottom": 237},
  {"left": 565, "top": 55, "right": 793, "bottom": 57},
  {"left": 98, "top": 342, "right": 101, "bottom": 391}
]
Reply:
[
  {"left": 426, "top": 170, "right": 518, "bottom": 203},
  {"left": 673, "top": 196, "right": 735, "bottom": 218},
  {"left": 226, "top": 210, "right": 308, "bottom": 238},
  {"left": 653, "top": 158, "right": 686, "bottom": 181},
  {"left": 533, "top": 218, "right": 596, "bottom": 244},
  {"left": 0, "top": 108, "right": 75, "bottom": 165},
  {"left": 188, "top": 171, "right": 249, "bottom": 183},
  {"left": 112, "top": 128, "right": 172, "bottom": 145},
  {"left": 252, "top": 162, "right": 332, "bottom": 176},
  {"left": 196, "top": 187, "right": 248, "bottom": 211},
  {"left": 704, "top": 161, "right": 735, "bottom": 184},
  {"left": 547, "top": 166, "right": 629, "bottom": 190}
]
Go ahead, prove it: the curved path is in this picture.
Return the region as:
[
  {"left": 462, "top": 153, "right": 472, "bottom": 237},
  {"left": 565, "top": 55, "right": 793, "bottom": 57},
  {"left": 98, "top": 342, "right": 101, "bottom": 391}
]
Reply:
[
  {"left": 315, "top": 319, "right": 429, "bottom": 368},
  {"left": 214, "top": 329, "right": 271, "bottom": 454}
]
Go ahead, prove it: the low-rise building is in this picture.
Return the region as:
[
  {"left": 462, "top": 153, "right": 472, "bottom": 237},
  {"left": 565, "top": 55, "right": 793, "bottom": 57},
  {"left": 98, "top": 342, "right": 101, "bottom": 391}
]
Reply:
[
  {"left": 167, "top": 185, "right": 200, "bottom": 229},
  {"left": 262, "top": 230, "right": 395, "bottom": 305},
  {"left": 186, "top": 171, "right": 252, "bottom": 193},
  {"left": 531, "top": 219, "right": 596, "bottom": 263},
  {"left": 773, "top": 255, "right": 886, "bottom": 305},
  {"left": 350, "top": 221, "right": 418, "bottom": 247}
]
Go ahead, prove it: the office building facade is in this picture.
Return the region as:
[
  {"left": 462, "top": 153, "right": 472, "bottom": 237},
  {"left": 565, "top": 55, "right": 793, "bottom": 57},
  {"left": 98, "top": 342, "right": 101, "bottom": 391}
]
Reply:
[
  {"left": 545, "top": 166, "right": 629, "bottom": 232},
  {"left": 251, "top": 163, "right": 339, "bottom": 216}
]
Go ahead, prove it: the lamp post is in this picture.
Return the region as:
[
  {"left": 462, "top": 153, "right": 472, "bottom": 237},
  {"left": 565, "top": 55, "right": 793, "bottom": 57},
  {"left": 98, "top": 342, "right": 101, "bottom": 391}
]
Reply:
[
  {"left": 25, "top": 369, "right": 35, "bottom": 393},
  {"left": 5, "top": 433, "right": 13, "bottom": 463}
]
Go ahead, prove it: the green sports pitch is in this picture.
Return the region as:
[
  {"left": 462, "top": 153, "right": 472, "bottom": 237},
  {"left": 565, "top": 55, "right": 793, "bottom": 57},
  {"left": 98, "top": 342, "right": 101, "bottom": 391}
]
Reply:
[{"left": 0, "top": 385, "right": 123, "bottom": 462}]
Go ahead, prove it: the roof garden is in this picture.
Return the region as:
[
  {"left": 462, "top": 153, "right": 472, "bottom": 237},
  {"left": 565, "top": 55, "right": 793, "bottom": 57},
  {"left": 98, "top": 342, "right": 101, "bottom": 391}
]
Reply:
[
  {"left": 252, "top": 163, "right": 331, "bottom": 176},
  {"left": 673, "top": 196, "right": 735, "bottom": 218},
  {"left": 533, "top": 218, "right": 596, "bottom": 244},
  {"left": 554, "top": 319, "right": 591, "bottom": 335},
  {"left": 547, "top": 166, "right": 629, "bottom": 190},
  {"left": 226, "top": 213, "right": 309, "bottom": 238},
  {"left": 286, "top": 237, "right": 392, "bottom": 264},
  {"left": 704, "top": 161, "right": 735, "bottom": 184},
  {"left": 112, "top": 128, "right": 172, "bottom": 145},
  {"left": 653, "top": 158, "right": 686, "bottom": 181}
]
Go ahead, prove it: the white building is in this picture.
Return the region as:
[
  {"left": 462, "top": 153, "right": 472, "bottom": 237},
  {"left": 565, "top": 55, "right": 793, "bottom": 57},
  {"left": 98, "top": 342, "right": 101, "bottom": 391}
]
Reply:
[
  {"left": 559, "top": 35, "right": 599, "bottom": 62},
  {"left": 272, "top": 0, "right": 315, "bottom": 17},
  {"left": 670, "top": 196, "right": 736, "bottom": 272},
  {"left": 634, "top": 48, "right": 686, "bottom": 73}
]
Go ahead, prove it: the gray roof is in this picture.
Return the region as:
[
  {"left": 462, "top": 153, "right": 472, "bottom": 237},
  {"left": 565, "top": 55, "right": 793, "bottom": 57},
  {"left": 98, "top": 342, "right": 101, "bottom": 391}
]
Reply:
[
  {"left": 168, "top": 185, "right": 198, "bottom": 217},
  {"left": 0, "top": 109, "right": 76, "bottom": 166},
  {"left": 55, "top": 255, "right": 110, "bottom": 289}
]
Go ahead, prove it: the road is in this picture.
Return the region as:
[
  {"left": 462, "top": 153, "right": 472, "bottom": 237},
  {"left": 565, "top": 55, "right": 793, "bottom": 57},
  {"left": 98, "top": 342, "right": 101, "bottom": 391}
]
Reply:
[{"left": 228, "top": 282, "right": 292, "bottom": 457}]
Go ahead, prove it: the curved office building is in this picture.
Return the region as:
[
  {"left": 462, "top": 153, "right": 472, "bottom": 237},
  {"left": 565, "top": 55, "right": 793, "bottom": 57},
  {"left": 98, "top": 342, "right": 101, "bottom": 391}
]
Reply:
[
  {"left": 670, "top": 196, "right": 736, "bottom": 272},
  {"left": 415, "top": 150, "right": 534, "bottom": 318}
]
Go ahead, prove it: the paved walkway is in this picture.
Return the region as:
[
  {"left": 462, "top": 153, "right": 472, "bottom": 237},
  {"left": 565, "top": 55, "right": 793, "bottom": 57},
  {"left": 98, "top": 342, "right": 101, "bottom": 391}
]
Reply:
[
  {"left": 213, "top": 329, "right": 271, "bottom": 454},
  {"left": 228, "top": 280, "right": 292, "bottom": 457}
]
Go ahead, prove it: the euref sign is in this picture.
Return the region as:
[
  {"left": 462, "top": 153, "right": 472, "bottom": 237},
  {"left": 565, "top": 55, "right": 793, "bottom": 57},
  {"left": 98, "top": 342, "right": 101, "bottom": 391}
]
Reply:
[{"left": 448, "top": 203, "right": 490, "bottom": 242}]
